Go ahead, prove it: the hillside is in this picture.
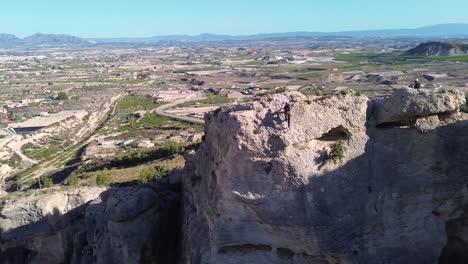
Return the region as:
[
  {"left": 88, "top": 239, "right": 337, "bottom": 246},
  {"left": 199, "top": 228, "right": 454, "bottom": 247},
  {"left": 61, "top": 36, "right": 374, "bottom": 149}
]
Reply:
[{"left": 406, "top": 41, "right": 468, "bottom": 56}]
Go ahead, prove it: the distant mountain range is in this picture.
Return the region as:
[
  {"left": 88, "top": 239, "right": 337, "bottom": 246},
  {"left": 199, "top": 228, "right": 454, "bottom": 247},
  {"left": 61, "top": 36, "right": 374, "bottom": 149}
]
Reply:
[
  {"left": 1, "top": 24, "right": 468, "bottom": 46},
  {"left": 95, "top": 24, "right": 468, "bottom": 43},
  {"left": 0, "top": 33, "right": 93, "bottom": 46},
  {"left": 405, "top": 41, "right": 468, "bottom": 56}
]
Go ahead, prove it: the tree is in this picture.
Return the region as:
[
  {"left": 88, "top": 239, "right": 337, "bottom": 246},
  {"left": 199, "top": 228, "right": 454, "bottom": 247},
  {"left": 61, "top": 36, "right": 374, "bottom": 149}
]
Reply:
[
  {"left": 57, "top": 92, "right": 69, "bottom": 100},
  {"left": 96, "top": 170, "right": 110, "bottom": 186},
  {"left": 40, "top": 175, "right": 54, "bottom": 188},
  {"left": 66, "top": 172, "right": 79, "bottom": 186}
]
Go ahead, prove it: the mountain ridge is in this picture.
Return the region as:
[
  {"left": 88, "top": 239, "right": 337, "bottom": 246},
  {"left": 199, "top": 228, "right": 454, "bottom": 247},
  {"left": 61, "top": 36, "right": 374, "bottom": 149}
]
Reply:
[
  {"left": 1, "top": 24, "right": 468, "bottom": 45},
  {"left": 94, "top": 23, "right": 468, "bottom": 43},
  {"left": 0, "top": 33, "right": 93, "bottom": 46}
]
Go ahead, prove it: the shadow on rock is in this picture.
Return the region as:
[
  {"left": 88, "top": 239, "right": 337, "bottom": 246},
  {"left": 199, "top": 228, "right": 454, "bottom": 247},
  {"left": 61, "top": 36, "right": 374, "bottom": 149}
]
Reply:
[{"left": 0, "top": 179, "right": 181, "bottom": 264}]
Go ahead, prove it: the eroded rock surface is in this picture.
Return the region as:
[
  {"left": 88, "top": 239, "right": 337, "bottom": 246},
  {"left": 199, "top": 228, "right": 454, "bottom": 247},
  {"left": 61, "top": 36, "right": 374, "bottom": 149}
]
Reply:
[
  {"left": 0, "top": 89, "right": 467, "bottom": 264},
  {"left": 375, "top": 88, "right": 465, "bottom": 125},
  {"left": 0, "top": 181, "right": 180, "bottom": 264},
  {"left": 181, "top": 90, "right": 468, "bottom": 264}
]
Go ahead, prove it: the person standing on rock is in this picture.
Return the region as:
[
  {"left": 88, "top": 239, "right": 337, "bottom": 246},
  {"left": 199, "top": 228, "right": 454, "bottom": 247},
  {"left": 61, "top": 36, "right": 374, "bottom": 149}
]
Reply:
[
  {"left": 284, "top": 102, "right": 291, "bottom": 128},
  {"left": 413, "top": 79, "right": 421, "bottom": 89}
]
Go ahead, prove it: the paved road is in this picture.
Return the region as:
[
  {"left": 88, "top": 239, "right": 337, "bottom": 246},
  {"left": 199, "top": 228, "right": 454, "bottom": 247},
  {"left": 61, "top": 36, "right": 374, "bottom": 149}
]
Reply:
[{"left": 153, "top": 93, "right": 205, "bottom": 125}]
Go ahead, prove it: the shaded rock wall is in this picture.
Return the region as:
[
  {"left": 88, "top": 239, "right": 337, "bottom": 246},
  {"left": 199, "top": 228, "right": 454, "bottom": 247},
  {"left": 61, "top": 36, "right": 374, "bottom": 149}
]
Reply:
[{"left": 0, "top": 181, "right": 180, "bottom": 264}]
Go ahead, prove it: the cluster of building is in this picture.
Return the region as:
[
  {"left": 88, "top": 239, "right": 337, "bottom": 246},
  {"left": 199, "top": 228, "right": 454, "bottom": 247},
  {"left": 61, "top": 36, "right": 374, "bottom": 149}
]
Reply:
[{"left": 3, "top": 94, "right": 59, "bottom": 109}]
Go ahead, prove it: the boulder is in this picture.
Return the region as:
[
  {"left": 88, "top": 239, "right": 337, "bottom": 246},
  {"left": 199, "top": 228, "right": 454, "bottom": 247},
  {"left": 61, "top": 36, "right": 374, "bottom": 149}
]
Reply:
[{"left": 374, "top": 88, "right": 465, "bottom": 125}]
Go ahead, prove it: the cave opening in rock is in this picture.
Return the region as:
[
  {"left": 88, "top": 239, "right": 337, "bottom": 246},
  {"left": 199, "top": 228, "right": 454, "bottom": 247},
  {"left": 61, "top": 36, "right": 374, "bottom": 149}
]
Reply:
[{"left": 317, "top": 125, "right": 351, "bottom": 141}]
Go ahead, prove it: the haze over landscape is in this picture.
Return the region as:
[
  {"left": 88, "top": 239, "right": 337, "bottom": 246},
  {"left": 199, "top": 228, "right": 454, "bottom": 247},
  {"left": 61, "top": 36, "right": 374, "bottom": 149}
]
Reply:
[{"left": 1, "top": 1, "right": 468, "bottom": 264}]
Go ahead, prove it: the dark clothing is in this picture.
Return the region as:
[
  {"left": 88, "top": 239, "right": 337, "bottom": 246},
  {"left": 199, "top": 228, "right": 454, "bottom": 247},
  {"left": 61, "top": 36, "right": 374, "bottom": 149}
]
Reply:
[
  {"left": 415, "top": 81, "right": 421, "bottom": 89},
  {"left": 285, "top": 112, "right": 291, "bottom": 128},
  {"left": 284, "top": 103, "right": 291, "bottom": 128}
]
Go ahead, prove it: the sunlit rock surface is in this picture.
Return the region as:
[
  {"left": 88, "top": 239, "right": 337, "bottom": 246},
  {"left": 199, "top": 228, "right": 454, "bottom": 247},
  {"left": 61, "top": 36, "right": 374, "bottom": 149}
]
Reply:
[{"left": 181, "top": 90, "right": 468, "bottom": 264}]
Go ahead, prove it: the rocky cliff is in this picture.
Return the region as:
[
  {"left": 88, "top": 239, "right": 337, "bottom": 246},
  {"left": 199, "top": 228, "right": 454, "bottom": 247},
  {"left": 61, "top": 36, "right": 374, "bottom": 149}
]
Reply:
[
  {"left": 0, "top": 179, "right": 180, "bottom": 264},
  {"left": 0, "top": 89, "right": 467, "bottom": 264},
  {"left": 181, "top": 89, "right": 468, "bottom": 264}
]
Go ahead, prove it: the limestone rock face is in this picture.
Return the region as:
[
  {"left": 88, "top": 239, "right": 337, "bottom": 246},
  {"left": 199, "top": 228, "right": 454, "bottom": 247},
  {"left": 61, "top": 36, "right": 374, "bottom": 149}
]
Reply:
[
  {"left": 375, "top": 88, "right": 465, "bottom": 125},
  {"left": 0, "top": 89, "right": 467, "bottom": 264},
  {"left": 181, "top": 90, "right": 468, "bottom": 264},
  {"left": 0, "top": 182, "right": 180, "bottom": 264}
]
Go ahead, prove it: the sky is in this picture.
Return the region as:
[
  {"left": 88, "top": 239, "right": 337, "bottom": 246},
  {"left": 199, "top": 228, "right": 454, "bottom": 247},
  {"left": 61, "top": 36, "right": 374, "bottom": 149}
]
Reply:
[{"left": 0, "top": 0, "right": 467, "bottom": 38}]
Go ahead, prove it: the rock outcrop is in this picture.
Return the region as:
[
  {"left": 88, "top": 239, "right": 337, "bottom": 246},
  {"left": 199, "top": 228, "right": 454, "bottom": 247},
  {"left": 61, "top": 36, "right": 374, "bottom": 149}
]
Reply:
[
  {"left": 0, "top": 89, "right": 467, "bottom": 264},
  {"left": 181, "top": 90, "right": 468, "bottom": 263},
  {"left": 374, "top": 88, "right": 465, "bottom": 127},
  {"left": 0, "top": 180, "right": 180, "bottom": 264}
]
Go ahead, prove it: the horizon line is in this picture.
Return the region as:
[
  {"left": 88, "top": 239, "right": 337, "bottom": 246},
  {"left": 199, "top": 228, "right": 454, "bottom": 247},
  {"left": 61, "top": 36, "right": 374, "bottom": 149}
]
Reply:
[{"left": 2, "top": 23, "right": 468, "bottom": 39}]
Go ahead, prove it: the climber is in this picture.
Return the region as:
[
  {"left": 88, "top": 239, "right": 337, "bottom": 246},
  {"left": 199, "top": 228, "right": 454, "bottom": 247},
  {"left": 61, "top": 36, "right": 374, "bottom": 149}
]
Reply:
[
  {"left": 284, "top": 102, "right": 291, "bottom": 128},
  {"left": 410, "top": 78, "right": 421, "bottom": 89},
  {"left": 415, "top": 79, "right": 421, "bottom": 89}
]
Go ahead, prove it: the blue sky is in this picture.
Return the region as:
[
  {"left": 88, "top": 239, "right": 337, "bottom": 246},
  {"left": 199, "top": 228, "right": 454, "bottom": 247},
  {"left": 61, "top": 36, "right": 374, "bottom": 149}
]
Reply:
[{"left": 1, "top": 0, "right": 467, "bottom": 38}]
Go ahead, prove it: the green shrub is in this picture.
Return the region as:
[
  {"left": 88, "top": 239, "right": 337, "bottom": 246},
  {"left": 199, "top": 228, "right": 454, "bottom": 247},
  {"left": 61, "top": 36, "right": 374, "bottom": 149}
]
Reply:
[
  {"left": 96, "top": 170, "right": 111, "bottom": 186},
  {"left": 66, "top": 172, "right": 79, "bottom": 186},
  {"left": 138, "top": 165, "right": 172, "bottom": 183},
  {"left": 40, "top": 175, "right": 54, "bottom": 188},
  {"left": 253, "top": 128, "right": 261, "bottom": 135},
  {"left": 326, "top": 142, "right": 345, "bottom": 164}
]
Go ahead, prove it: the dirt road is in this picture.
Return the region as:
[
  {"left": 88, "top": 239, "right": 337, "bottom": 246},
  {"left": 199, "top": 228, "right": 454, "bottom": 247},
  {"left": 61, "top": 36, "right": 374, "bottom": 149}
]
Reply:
[{"left": 153, "top": 92, "right": 205, "bottom": 125}]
